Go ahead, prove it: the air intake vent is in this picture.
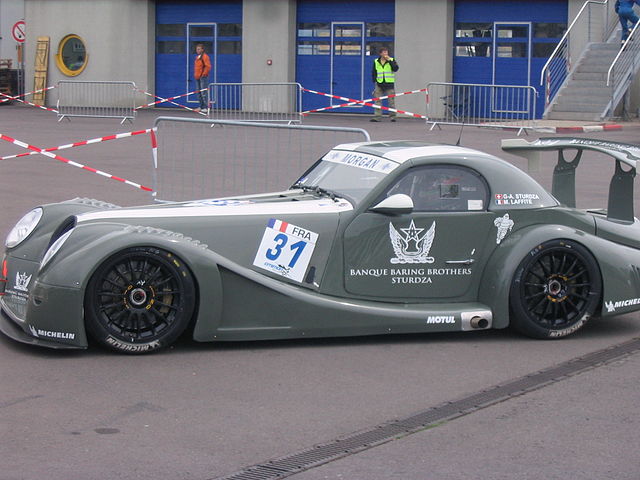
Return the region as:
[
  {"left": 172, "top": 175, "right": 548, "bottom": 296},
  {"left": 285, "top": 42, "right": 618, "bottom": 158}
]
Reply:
[{"left": 46, "top": 216, "right": 76, "bottom": 252}]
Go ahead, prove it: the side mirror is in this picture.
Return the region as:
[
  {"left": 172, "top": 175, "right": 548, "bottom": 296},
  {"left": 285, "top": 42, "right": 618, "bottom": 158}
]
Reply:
[{"left": 370, "top": 194, "right": 414, "bottom": 215}]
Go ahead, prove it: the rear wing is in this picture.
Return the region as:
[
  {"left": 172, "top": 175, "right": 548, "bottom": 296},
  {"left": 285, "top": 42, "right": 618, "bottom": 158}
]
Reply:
[{"left": 501, "top": 137, "right": 640, "bottom": 223}]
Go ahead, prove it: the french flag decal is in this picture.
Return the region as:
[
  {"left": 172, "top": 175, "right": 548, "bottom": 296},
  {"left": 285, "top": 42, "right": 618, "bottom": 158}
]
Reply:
[
  {"left": 255, "top": 218, "right": 319, "bottom": 282},
  {"left": 268, "top": 218, "right": 289, "bottom": 233}
]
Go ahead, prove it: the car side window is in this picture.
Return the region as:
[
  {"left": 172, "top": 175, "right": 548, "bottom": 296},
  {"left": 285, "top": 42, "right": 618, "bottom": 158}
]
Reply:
[{"left": 384, "top": 165, "right": 489, "bottom": 211}]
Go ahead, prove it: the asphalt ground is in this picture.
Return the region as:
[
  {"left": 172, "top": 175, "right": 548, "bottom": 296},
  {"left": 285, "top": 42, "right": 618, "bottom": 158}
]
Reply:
[{"left": 1, "top": 104, "right": 640, "bottom": 479}]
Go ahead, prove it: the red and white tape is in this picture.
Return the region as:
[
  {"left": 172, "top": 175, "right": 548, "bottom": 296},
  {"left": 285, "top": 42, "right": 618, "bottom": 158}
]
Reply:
[
  {"left": 0, "top": 85, "right": 57, "bottom": 104},
  {"left": 0, "top": 133, "right": 153, "bottom": 192},
  {"left": 135, "top": 88, "right": 206, "bottom": 110},
  {"left": 136, "top": 88, "right": 207, "bottom": 115},
  {"left": 0, "top": 128, "right": 154, "bottom": 161},
  {"left": 302, "top": 88, "right": 427, "bottom": 114},
  {"left": 0, "top": 90, "right": 58, "bottom": 113},
  {"left": 302, "top": 88, "right": 427, "bottom": 118}
]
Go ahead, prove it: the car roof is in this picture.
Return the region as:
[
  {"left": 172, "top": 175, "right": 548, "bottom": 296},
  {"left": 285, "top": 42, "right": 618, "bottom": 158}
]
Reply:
[
  {"left": 330, "top": 140, "right": 559, "bottom": 210},
  {"left": 332, "top": 141, "right": 488, "bottom": 164}
]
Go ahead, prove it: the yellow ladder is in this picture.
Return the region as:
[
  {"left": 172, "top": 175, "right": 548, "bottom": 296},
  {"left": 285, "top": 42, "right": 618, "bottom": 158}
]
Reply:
[{"left": 32, "top": 36, "right": 50, "bottom": 105}]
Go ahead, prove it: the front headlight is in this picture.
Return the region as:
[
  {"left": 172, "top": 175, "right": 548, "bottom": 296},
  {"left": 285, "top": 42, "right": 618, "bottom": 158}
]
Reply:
[
  {"left": 40, "top": 228, "right": 74, "bottom": 269},
  {"left": 5, "top": 208, "right": 43, "bottom": 248}
]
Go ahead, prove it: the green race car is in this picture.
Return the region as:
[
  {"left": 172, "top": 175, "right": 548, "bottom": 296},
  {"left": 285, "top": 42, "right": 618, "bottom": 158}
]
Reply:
[{"left": 2, "top": 137, "right": 640, "bottom": 353}]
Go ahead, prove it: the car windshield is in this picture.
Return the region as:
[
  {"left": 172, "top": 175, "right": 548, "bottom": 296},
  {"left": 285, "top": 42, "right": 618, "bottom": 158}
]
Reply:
[{"left": 293, "top": 150, "right": 400, "bottom": 204}]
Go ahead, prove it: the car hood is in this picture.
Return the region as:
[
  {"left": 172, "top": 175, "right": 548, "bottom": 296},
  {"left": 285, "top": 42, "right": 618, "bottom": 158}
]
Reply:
[
  {"left": 76, "top": 190, "right": 353, "bottom": 223},
  {"left": 73, "top": 190, "right": 353, "bottom": 286}
]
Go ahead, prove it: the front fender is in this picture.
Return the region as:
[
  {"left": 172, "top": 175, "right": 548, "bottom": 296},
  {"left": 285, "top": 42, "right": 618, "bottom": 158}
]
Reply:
[
  {"left": 36, "top": 223, "right": 224, "bottom": 343},
  {"left": 7, "top": 198, "right": 120, "bottom": 262}
]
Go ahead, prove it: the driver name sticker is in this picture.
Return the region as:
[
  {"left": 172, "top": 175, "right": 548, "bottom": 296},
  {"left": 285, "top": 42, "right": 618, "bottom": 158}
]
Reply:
[
  {"left": 253, "top": 218, "right": 318, "bottom": 282},
  {"left": 494, "top": 193, "right": 540, "bottom": 205},
  {"left": 323, "top": 150, "right": 398, "bottom": 174}
]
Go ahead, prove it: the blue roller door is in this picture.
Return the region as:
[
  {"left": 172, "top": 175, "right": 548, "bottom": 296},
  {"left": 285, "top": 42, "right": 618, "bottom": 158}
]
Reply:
[
  {"left": 296, "top": 0, "right": 395, "bottom": 113},
  {"left": 453, "top": 0, "right": 568, "bottom": 118},
  {"left": 156, "top": 0, "right": 242, "bottom": 107}
]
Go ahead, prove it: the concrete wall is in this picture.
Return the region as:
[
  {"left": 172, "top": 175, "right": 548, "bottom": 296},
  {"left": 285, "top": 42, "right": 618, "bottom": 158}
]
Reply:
[
  {"left": 242, "top": 0, "right": 296, "bottom": 83},
  {"left": 0, "top": 0, "right": 25, "bottom": 66},
  {"left": 21, "top": 0, "right": 639, "bottom": 118},
  {"left": 241, "top": 0, "right": 297, "bottom": 114},
  {"left": 395, "top": 0, "right": 454, "bottom": 116},
  {"left": 24, "top": 0, "right": 154, "bottom": 105}
]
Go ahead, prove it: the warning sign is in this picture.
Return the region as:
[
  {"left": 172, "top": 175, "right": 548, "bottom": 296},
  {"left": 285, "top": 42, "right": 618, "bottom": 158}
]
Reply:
[{"left": 12, "top": 21, "right": 26, "bottom": 43}]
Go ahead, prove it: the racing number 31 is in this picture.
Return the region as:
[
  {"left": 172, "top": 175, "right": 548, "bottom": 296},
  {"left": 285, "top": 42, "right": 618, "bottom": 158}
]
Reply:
[
  {"left": 266, "top": 233, "right": 307, "bottom": 268},
  {"left": 253, "top": 219, "right": 319, "bottom": 283}
]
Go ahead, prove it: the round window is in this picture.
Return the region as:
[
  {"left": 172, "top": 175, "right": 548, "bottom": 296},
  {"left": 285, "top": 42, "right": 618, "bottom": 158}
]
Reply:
[{"left": 56, "top": 34, "right": 88, "bottom": 76}]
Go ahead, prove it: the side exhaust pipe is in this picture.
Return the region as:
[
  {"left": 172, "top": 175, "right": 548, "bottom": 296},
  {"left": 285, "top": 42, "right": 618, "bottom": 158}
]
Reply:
[
  {"left": 470, "top": 316, "right": 489, "bottom": 329},
  {"left": 461, "top": 311, "right": 492, "bottom": 331}
]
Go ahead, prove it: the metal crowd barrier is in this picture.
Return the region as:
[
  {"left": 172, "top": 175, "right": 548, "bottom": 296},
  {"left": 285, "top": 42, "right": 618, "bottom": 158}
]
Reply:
[
  {"left": 207, "top": 82, "right": 303, "bottom": 124},
  {"left": 56, "top": 80, "right": 137, "bottom": 123},
  {"left": 426, "top": 82, "right": 537, "bottom": 135},
  {"left": 151, "top": 116, "right": 370, "bottom": 202}
]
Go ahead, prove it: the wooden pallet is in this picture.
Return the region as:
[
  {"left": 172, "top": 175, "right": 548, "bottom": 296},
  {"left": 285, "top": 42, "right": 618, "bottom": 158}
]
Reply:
[{"left": 32, "top": 37, "right": 50, "bottom": 105}]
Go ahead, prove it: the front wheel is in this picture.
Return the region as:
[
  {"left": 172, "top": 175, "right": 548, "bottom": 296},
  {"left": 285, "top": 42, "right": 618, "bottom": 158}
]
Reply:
[
  {"left": 85, "top": 247, "right": 196, "bottom": 353},
  {"left": 509, "top": 240, "right": 601, "bottom": 339}
]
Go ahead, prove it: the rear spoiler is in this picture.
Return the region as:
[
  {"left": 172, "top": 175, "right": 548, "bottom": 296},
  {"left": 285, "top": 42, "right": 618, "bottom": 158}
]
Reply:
[{"left": 501, "top": 137, "right": 640, "bottom": 223}]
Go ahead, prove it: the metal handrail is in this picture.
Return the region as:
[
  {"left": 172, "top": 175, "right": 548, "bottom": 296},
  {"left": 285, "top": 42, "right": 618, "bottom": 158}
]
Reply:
[
  {"left": 604, "top": 21, "right": 640, "bottom": 117},
  {"left": 540, "top": 0, "right": 609, "bottom": 85},
  {"left": 607, "top": 21, "right": 640, "bottom": 86},
  {"left": 539, "top": 0, "right": 608, "bottom": 87},
  {"left": 539, "top": 0, "right": 616, "bottom": 117}
]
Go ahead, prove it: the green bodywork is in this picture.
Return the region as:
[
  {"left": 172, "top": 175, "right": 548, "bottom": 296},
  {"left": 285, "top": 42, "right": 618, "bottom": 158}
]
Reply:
[{"left": 2, "top": 139, "right": 640, "bottom": 349}]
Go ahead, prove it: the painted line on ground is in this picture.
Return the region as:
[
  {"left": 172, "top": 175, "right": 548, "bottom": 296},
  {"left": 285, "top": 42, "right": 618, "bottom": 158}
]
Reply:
[{"left": 534, "top": 124, "right": 624, "bottom": 134}]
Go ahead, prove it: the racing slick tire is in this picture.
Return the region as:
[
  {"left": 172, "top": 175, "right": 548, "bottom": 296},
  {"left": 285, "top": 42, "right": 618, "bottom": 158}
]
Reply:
[
  {"left": 85, "top": 247, "right": 196, "bottom": 353},
  {"left": 509, "top": 239, "right": 601, "bottom": 339}
]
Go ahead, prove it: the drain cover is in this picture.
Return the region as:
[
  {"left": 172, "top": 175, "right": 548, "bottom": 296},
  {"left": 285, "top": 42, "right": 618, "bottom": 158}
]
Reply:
[{"left": 214, "top": 337, "right": 640, "bottom": 480}]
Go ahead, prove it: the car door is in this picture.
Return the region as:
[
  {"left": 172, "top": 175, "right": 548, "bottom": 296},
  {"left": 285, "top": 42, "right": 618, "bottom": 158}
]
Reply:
[{"left": 343, "top": 164, "right": 500, "bottom": 300}]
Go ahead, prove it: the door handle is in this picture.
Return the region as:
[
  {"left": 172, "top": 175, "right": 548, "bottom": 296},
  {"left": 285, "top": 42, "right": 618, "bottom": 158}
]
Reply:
[{"left": 445, "top": 259, "right": 475, "bottom": 265}]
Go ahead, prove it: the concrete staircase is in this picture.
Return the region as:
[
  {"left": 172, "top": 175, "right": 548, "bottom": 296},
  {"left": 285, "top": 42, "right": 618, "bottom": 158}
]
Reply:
[{"left": 544, "top": 42, "right": 620, "bottom": 121}]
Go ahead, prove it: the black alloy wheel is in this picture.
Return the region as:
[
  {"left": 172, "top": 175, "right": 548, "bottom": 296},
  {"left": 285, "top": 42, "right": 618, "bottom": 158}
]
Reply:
[
  {"left": 85, "top": 247, "right": 195, "bottom": 353},
  {"left": 510, "top": 239, "right": 601, "bottom": 339}
]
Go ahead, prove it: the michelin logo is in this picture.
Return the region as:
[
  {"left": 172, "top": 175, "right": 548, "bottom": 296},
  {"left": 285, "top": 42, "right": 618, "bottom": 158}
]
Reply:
[
  {"left": 29, "top": 325, "right": 76, "bottom": 340},
  {"left": 605, "top": 298, "right": 640, "bottom": 313}
]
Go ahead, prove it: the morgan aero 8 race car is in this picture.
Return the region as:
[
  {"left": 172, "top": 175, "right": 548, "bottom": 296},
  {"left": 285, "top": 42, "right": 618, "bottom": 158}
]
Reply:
[{"left": 2, "top": 138, "right": 640, "bottom": 353}]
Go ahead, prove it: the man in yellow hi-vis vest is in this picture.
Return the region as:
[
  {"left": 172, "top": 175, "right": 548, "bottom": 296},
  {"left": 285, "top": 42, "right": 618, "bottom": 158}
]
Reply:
[{"left": 370, "top": 47, "right": 399, "bottom": 122}]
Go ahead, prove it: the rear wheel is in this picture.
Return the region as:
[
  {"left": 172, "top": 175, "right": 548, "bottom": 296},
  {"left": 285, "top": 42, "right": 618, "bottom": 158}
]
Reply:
[
  {"left": 510, "top": 240, "right": 601, "bottom": 339},
  {"left": 85, "top": 247, "right": 195, "bottom": 353}
]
